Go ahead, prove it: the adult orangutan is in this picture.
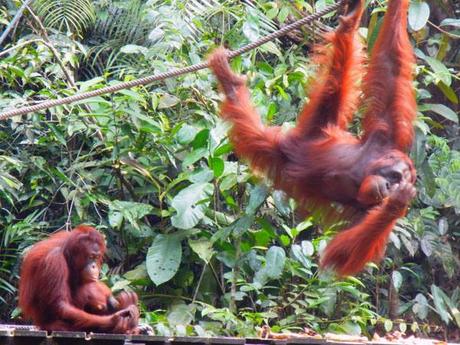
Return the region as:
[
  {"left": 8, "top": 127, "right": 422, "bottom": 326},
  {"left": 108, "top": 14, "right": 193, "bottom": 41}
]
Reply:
[
  {"left": 208, "top": 0, "right": 416, "bottom": 276},
  {"left": 19, "top": 225, "right": 139, "bottom": 333}
]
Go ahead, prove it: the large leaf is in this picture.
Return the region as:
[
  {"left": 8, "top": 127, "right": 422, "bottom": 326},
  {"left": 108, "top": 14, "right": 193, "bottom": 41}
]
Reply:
[
  {"left": 265, "top": 246, "right": 285, "bottom": 278},
  {"left": 408, "top": 1, "right": 430, "bottom": 31},
  {"left": 189, "top": 238, "right": 214, "bottom": 263},
  {"left": 423, "top": 104, "right": 458, "bottom": 123},
  {"left": 431, "top": 285, "right": 451, "bottom": 324},
  {"left": 171, "top": 182, "right": 214, "bottom": 229},
  {"left": 246, "top": 184, "right": 269, "bottom": 214},
  {"left": 254, "top": 246, "right": 286, "bottom": 285},
  {"left": 108, "top": 201, "right": 154, "bottom": 229},
  {"left": 424, "top": 57, "right": 452, "bottom": 86},
  {"left": 34, "top": 0, "right": 96, "bottom": 37},
  {"left": 392, "top": 270, "right": 403, "bottom": 292},
  {"left": 147, "top": 234, "right": 182, "bottom": 286},
  {"left": 167, "top": 303, "right": 196, "bottom": 326}
]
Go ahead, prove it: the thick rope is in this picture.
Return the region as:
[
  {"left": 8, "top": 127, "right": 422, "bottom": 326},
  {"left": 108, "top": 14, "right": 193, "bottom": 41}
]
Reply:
[{"left": 0, "top": 0, "right": 344, "bottom": 121}]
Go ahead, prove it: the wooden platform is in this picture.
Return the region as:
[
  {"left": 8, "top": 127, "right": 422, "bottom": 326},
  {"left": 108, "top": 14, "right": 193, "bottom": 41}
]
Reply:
[{"left": 0, "top": 324, "right": 455, "bottom": 345}]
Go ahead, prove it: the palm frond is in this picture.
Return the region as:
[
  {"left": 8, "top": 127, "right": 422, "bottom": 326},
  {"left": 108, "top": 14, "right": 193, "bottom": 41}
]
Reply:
[{"left": 33, "top": 0, "right": 96, "bottom": 38}]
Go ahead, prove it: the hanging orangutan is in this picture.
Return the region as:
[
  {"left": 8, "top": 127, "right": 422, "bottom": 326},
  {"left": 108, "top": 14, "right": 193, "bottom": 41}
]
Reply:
[{"left": 208, "top": 0, "right": 417, "bottom": 276}]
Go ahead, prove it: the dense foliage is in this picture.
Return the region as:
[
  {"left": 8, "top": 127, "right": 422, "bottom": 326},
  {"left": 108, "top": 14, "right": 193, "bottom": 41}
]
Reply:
[{"left": 0, "top": 0, "right": 459, "bottom": 340}]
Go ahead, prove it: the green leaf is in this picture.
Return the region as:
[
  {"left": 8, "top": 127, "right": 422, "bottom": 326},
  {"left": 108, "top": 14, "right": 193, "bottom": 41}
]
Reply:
[
  {"left": 301, "top": 240, "right": 314, "bottom": 256},
  {"left": 209, "top": 157, "right": 224, "bottom": 177},
  {"left": 392, "top": 271, "right": 403, "bottom": 291},
  {"left": 277, "top": 7, "right": 289, "bottom": 23},
  {"left": 424, "top": 103, "right": 458, "bottom": 123},
  {"left": 158, "top": 93, "right": 180, "bottom": 109},
  {"left": 220, "top": 173, "right": 237, "bottom": 191},
  {"left": 399, "top": 322, "right": 407, "bottom": 333},
  {"left": 246, "top": 184, "right": 269, "bottom": 214},
  {"left": 120, "top": 44, "right": 148, "bottom": 54},
  {"left": 213, "top": 143, "right": 233, "bottom": 156},
  {"left": 291, "top": 244, "right": 311, "bottom": 268},
  {"left": 176, "top": 124, "right": 198, "bottom": 145},
  {"left": 230, "top": 214, "right": 255, "bottom": 237},
  {"left": 408, "top": 1, "right": 430, "bottom": 31},
  {"left": 384, "top": 319, "right": 393, "bottom": 332},
  {"left": 431, "top": 284, "right": 451, "bottom": 324},
  {"left": 109, "top": 201, "right": 154, "bottom": 229},
  {"left": 254, "top": 246, "right": 286, "bottom": 285},
  {"left": 182, "top": 148, "right": 207, "bottom": 167},
  {"left": 167, "top": 303, "right": 195, "bottom": 326},
  {"left": 272, "top": 190, "right": 290, "bottom": 216},
  {"left": 171, "top": 182, "right": 214, "bottom": 229},
  {"left": 264, "top": 246, "right": 286, "bottom": 279},
  {"left": 147, "top": 234, "right": 182, "bottom": 285},
  {"left": 259, "top": 41, "right": 282, "bottom": 58},
  {"left": 191, "top": 129, "right": 210, "bottom": 149},
  {"left": 189, "top": 238, "right": 214, "bottom": 263},
  {"left": 436, "top": 81, "right": 458, "bottom": 104},
  {"left": 440, "top": 18, "right": 460, "bottom": 28},
  {"left": 424, "top": 57, "right": 452, "bottom": 86}
]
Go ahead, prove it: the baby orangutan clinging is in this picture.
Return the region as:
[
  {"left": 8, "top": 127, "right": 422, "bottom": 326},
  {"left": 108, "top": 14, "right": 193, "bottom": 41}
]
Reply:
[{"left": 208, "top": 0, "right": 416, "bottom": 276}]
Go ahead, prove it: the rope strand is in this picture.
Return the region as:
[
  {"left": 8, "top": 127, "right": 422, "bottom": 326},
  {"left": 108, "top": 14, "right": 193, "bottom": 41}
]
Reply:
[{"left": 0, "top": 0, "right": 344, "bottom": 121}]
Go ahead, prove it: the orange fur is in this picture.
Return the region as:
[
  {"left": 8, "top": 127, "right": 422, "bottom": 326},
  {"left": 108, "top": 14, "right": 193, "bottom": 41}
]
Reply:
[
  {"left": 362, "top": 0, "right": 416, "bottom": 151},
  {"left": 209, "top": 0, "right": 416, "bottom": 276}
]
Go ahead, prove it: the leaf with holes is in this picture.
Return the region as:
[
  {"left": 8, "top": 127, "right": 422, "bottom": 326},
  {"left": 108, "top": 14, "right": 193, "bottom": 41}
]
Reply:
[{"left": 147, "top": 234, "right": 182, "bottom": 286}]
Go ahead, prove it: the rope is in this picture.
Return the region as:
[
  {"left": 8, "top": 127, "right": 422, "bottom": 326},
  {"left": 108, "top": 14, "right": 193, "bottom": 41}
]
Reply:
[{"left": 0, "top": 0, "right": 344, "bottom": 121}]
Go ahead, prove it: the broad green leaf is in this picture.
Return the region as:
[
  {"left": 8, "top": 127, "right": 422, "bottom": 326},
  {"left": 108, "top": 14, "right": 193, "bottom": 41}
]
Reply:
[
  {"left": 291, "top": 244, "right": 311, "bottom": 268},
  {"left": 392, "top": 270, "right": 403, "bottom": 291},
  {"left": 384, "top": 319, "right": 393, "bottom": 332},
  {"left": 246, "top": 184, "right": 269, "bottom": 214},
  {"left": 301, "top": 240, "right": 314, "bottom": 257},
  {"left": 424, "top": 103, "right": 458, "bottom": 123},
  {"left": 167, "top": 303, "right": 195, "bottom": 326},
  {"left": 182, "top": 148, "right": 207, "bottom": 167},
  {"left": 438, "top": 217, "right": 448, "bottom": 235},
  {"left": 408, "top": 1, "right": 430, "bottom": 31},
  {"left": 120, "top": 44, "right": 148, "bottom": 54},
  {"left": 259, "top": 42, "right": 282, "bottom": 58},
  {"left": 209, "top": 157, "right": 224, "bottom": 177},
  {"left": 220, "top": 173, "right": 237, "bottom": 191},
  {"left": 424, "top": 57, "right": 452, "bottom": 86},
  {"left": 277, "top": 7, "right": 289, "bottom": 23},
  {"left": 171, "top": 182, "right": 214, "bottom": 229},
  {"left": 230, "top": 214, "right": 255, "bottom": 237},
  {"left": 273, "top": 190, "right": 290, "bottom": 216},
  {"left": 189, "top": 238, "right": 214, "bottom": 263},
  {"left": 158, "top": 93, "right": 180, "bottom": 109},
  {"left": 213, "top": 143, "right": 233, "bottom": 156},
  {"left": 436, "top": 81, "right": 458, "bottom": 104},
  {"left": 421, "top": 235, "right": 433, "bottom": 256},
  {"left": 191, "top": 129, "right": 210, "bottom": 149},
  {"left": 147, "top": 234, "right": 182, "bottom": 285},
  {"left": 264, "top": 246, "right": 285, "bottom": 279},
  {"left": 124, "top": 263, "right": 148, "bottom": 281},
  {"left": 399, "top": 322, "right": 407, "bottom": 333},
  {"left": 176, "top": 124, "right": 198, "bottom": 145},
  {"left": 431, "top": 285, "right": 451, "bottom": 324},
  {"left": 440, "top": 18, "right": 460, "bottom": 28},
  {"left": 109, "top": 201, "right": 154, "bottom": 229}
]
